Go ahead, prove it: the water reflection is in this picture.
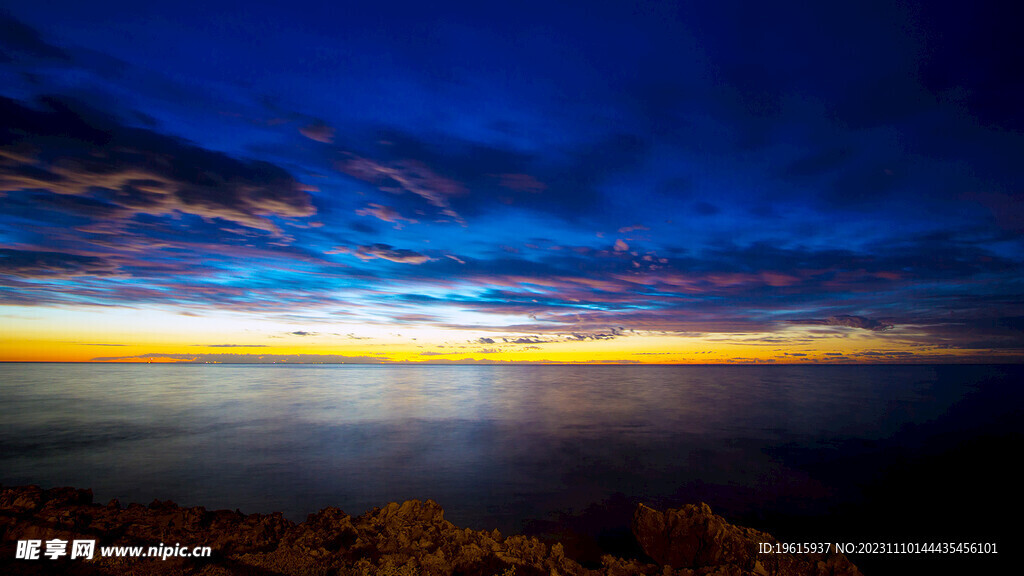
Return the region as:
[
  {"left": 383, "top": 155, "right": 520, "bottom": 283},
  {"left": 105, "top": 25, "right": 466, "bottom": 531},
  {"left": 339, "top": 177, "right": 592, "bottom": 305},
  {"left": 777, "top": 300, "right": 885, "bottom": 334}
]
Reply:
[{"left": 0, "top": 364, "right": 1016, "bottom": 541}]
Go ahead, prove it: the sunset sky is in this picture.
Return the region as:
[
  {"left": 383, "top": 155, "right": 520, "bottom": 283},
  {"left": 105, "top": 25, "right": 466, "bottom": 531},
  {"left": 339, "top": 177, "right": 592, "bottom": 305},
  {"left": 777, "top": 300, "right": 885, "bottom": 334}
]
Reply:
[{"left": 1, "top": 1, "right": 1022, "bottom": 363}]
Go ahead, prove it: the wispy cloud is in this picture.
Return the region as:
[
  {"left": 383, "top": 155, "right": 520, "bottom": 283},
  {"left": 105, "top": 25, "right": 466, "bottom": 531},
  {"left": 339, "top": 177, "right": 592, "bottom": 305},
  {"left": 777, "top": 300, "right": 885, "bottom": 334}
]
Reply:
[
  {"left": 355, "top": 203, "right": 418, "bottom": 227},
  {"left": 788, "top": 315, "right": 894, "bottom": 331},
  {"left": 299, "top": 121, "right": 335, "bottom": 143},
  {"left": 0, "top": 248, "right": 118, "bottom": 278},
  {"left": 335, "top": 244, "right": 431, "bottom": 265},
  {"left": 340, "top": 156, "right": 465, "bottom": 224},
  {"left": 0, "top": 97, "right": 315, "bottom": 235}
]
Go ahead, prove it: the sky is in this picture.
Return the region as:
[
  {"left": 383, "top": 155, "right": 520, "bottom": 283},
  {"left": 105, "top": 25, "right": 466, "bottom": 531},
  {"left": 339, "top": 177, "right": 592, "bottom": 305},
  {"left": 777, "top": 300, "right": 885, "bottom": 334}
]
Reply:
[{"left": 1, "top": 0, "right": 1022, "bottom": 364}]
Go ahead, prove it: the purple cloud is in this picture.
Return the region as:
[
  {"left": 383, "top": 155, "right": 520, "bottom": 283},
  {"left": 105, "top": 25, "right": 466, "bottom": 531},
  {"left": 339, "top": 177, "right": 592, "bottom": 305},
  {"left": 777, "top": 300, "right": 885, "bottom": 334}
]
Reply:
[
  {"left": 299, "top": 121, "right": 335, "bottom": 143},
  {"left": 788, "top": 315, "right": 894, "bottom": 331}
]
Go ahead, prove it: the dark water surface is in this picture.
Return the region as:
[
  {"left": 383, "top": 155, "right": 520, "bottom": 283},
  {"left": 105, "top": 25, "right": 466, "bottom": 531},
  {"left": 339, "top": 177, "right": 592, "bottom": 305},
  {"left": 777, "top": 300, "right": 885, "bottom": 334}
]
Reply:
[{"left": 1, "top": 364, "right": 1020, "bottom": 574}]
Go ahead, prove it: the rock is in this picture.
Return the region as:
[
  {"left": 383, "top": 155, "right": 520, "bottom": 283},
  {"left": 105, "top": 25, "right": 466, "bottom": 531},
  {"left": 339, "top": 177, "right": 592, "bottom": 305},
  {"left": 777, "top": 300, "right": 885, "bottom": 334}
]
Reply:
[
  {"left": 0, "top": 484, "right": 862, "bottom": 576},
  {"left": 631, "top": 502, "right": 862, "bottom": 576}
]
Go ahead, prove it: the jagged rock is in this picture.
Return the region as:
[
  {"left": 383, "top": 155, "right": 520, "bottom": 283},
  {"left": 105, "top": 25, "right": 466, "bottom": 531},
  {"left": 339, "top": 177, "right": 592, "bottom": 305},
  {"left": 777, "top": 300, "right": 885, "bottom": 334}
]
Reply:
[
  {"left": 0, "top": 484, "right": 862, "bottom": 576},
  {"left": 632, "top": 502, "right": 862, "bottom": 576}
]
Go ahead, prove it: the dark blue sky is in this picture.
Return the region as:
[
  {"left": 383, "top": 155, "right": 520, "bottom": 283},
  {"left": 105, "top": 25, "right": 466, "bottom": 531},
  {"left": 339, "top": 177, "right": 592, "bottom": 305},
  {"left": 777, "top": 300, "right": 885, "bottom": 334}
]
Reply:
[{"left": 1, "top": 0, "right": 1022, "bottom": 362}]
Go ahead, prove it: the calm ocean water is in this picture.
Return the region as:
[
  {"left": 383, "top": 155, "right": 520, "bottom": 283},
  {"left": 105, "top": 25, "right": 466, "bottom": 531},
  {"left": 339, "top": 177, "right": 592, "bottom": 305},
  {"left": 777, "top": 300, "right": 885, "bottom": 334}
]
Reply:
[{"left": 1, "top": 364, "right": 1020, "bottom": 573}]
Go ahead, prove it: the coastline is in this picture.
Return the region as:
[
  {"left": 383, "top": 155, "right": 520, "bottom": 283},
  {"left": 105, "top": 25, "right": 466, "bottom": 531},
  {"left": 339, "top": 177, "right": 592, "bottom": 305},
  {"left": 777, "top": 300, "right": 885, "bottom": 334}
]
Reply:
[{"left": 0, "top": 484, "right": 861, "bottom": 576}]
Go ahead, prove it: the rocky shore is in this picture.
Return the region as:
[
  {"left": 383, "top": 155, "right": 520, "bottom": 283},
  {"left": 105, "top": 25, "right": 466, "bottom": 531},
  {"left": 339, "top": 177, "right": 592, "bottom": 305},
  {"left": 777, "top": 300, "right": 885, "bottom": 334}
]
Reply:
[{"left": 0, "top": 485, "right": 861, "bottom": 575}]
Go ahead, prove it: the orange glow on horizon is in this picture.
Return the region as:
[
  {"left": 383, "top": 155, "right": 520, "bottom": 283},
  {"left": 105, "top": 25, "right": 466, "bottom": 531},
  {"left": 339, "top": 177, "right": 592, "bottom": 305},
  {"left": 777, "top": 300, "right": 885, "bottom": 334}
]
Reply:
[{"left": 1, "top": 326, "right": 1006, "bottom": 364}]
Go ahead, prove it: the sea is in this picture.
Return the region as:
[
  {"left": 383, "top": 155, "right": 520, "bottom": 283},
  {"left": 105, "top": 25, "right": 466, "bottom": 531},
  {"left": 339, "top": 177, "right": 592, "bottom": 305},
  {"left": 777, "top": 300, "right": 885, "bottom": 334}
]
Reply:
[{"left": 1, "top": 363, "right": 1020, "bottom": 575}]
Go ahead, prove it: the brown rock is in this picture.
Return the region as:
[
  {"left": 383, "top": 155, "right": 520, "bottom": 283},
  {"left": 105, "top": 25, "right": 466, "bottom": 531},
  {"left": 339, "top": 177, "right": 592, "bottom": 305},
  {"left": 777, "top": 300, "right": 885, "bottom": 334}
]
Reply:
[
  {"left": 631, "top": 502, "right": 862, "bottom": 576},
  {"left": 0, "top": 485, "right": 862, "bottom": 576}
]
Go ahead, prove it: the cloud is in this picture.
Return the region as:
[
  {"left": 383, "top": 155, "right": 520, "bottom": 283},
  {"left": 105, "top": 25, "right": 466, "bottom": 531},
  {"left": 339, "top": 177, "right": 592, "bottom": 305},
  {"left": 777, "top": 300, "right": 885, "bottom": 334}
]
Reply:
[
  {"left": 0, "top": 96, "right": 315, "bottom": 234},
  {"left": 334, "top": 130, "right": 648, "bottom": 224},
  {"left": 340, "top": 156, "right": 465, "bottom": 223},
  {"left": 0, "top": 14, "right": 69, "bottom": 60},
  {"left": 613, "top": 239, "right": 629, "bottom": 252},
  {"left": 476, "top": 337, "right": 495, "bottom": 344},
  {"left": 355, "top": 203, "right": 417, "bottom": 226},
  {"left": 789, "top": 315, "right": 894, "bottom": 331},
  {"left": 617, "top": 224, "right": 649, "bottom": 233},
  {"left": 0, "top": 248, "right": 117, "bottom": 278},
  {"left": 892, "top": 316, "right": 1024, "bottom": 350},
  {"left": 323, "top": 227, "right": 1023, "bottom": 345},
  {"left": 504, "top": 337, "right": 548, "bottom": 344},
  {"left": 299, "top": 121, "right": 335, "bottom": 143},
  {"left": 568, "top": 331, "right": 621, "bottom": 341},
  {"left": 349, "top": 244, "right": 430, "bottom": 265},
  {"left": 496, "top": 173, "right": 546, "bottom": 193}
]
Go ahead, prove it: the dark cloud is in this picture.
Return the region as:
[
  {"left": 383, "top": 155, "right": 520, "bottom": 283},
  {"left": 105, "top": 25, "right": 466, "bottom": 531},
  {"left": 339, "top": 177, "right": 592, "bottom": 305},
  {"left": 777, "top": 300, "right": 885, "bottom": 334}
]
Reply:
[
  {"left": 850, "top": 350, "right": 916, "bottom": 360},
  {"left": 299, "top": 121, "right": 335, "bottom": 143},
  {"left": 0, "top": 248, "right": 117, "bottom": 278},
  {"left": 347, "top": 220, "right": 378, "bottom": 234},
  {"left": 568, "top": 331, "right": 619, "bottom": 341},
  {"left": 336, "top": 129, "right": 649, "bottom": 224},
  {"left": 0, "top": 14, "right": 69, "bottom": 60},
  {"left": 504, "top": 337, "right": 547, "bottom": 344},
  {"left": 476, "top": 337, "right": 495, "bottom": 344},
  {"left": 24, "top": 191, "right": 126, "bottom": 219},
  {"left": 0, "top": 96, "right": 315, "bottom": 234},
  {"left": 789, "top": 315, "right": 894, "bottom": 332},
  {"left": 897, "top": 316, "right": 1024, "bottom": 351}
]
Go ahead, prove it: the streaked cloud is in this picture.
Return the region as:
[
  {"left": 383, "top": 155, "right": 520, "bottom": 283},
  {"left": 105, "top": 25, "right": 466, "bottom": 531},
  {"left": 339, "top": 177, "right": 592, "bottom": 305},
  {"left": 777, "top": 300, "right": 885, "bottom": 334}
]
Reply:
[
  {"left": 788, "top": 315, "right": 894, "bottom": 332},
  {"left": 299, "top": 121, "right": 335, "bottom": 143},
  {"left": 0, "top": 97, "right": 315, "bottom": 234},
  {"left": 340, "top": 156, "right": 464, "bottom": 224},
  {"left": 354, "top": 203, "right": 418, "bottom": 226},
  {"left": 0, "top": 248, "right": 118, "bottom": 278},
  {"left": 335, "top": 244, "right": 431, "bottom": 265}
]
